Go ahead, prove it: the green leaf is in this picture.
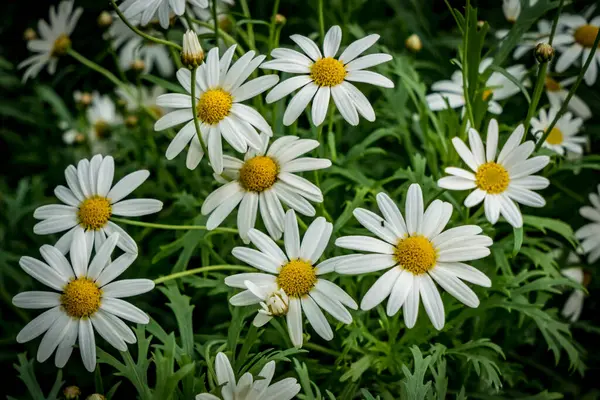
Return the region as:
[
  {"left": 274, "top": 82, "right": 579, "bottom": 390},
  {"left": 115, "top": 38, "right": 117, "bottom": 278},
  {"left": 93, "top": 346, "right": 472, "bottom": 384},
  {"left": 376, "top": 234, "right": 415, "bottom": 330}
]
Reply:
[
  {"left": 512, "top": 226, "right": 524, "bottom": 257},
  {"left": 400, "top": 347, "right": 432, "bottom": 400},
  {"left": 487, "top": 64, "right": 532, "bottom": 104},
  {"left": 160, "top": 285, "right": 196, "bottom": 355},
  {"left": 523, "top": 215, "right": 577, "bottom": 246}
]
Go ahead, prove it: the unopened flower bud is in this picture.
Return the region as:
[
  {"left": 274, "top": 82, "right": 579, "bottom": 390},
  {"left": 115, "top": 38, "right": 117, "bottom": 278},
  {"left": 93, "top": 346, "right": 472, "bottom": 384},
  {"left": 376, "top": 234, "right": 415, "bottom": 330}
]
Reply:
[
  {"left": 535, "top": 43, "right": 554, "bottom": 63},
  {"left": 86, "top": 395, "right": 106, "bottom": 400},
  {"left": 98, "top": 11, "right": 113, "bottom": 28},
  {"left": 125, "top": 115, "right": 138, "bottom": 127},
  {"left": 181, "top": 30, "right": 204, "bottom": 68},
  {"left": 77, "top": 92, "right": 93, "bottom": 107},
  {"left": 63, "top": 386, "right": 81, "bottom": 399},
  {"left": 405, "top": 34, "right": 422, "bottom": 53},
  {"left": 260, "top": 289, "right": 289, "bottom": 317},
  {"left": 131, "top": 59, "right": 146, "bottom": 72},
  {"left": 275, "top": 14, "right": 286, "bottom": 25},
  {"left": 24, "top": 28, "right": 37, "bottom": 41}
]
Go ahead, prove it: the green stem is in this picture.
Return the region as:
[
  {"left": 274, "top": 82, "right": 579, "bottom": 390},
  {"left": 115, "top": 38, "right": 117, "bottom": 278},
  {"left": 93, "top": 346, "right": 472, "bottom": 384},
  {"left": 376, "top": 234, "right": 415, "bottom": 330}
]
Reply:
[
  {"left": 212, "top": 0, "right": 220, "bottom": 44},
  {"left": 304, "top": 342, "right": 342, "bottom": 357},
  {"left": 240, "top": 0, "right": 255, "bottom": 50},
  {"left": 534, "top": 30, "right": 600, "bottom": 152},
  {"left": 318, "top": 0, "right": 325, "bottom": 40},
  {"left": 67, "top": 48, "right": 132, "bottom": 95},
  {"left": 110, "top": 0, "right": 182, "bottom": 51},
  {"left": 547, "top": 0, "right": 565, "bottom": 47},
  {"left": 190, "top": 67, "right": 209, "bottom": 155},
  {"left": 191, "top": 18, "right": 245, "bottom": 55},
  {"left": 154, "top": 265, "right": 253, "bottom": 284},
  {"left": 268, "top": 0, "right": 281, "bottom": 51},
  {"left": 111, "top": 217, "right": 238, "bottom": 233}
]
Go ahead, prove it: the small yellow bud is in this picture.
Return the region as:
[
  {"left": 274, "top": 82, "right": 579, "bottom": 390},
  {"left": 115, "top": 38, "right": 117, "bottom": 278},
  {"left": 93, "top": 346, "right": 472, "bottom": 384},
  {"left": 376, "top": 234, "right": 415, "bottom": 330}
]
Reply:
[
  {"left": 181, "top": 30, "right": 204, "bottom": 68},
  {"left": 75, "top": 133, "right": 86, "bottom": 143},
  {"left": 78, "top": 92, "right": 93, "bottom": 107},
  {"left": 86, "top": 395, "right": 106, "bottom": 400},
  {"left": 24, "top": 28, "right": 37, "bottom": 41},
  {"left": 63, "top": 386, "right": 81, "bottom": 399},
  {"left": 98, "top": 11, "right": 113, "bottom": 28},
  {"left": 535, "top": 43, "right": 554, "bottom": 63},
  {"left": 125, "top": 115, "right": 139, "bottom": 127},
  {"left": 275, "top": 14, "right": 286, "bottom": 25},
  {"left": 405, "top": 34, "right": 422, "bottom": 53},
  {"left": 131, "top": 59, "right": 146, "bottom": 72}
]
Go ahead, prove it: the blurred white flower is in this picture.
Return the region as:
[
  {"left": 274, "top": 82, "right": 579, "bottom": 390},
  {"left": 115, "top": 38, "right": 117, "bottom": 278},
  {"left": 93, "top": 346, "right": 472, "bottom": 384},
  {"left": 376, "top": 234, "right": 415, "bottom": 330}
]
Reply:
[
  {"left": 561, "top": 265, "right": 587, "bottom": 323},
  {"left": 121, "top": 0, "right": 208, "bottom": 29},
  {"left": 86, "top": 92, "right": 122, "bottom": 153},
  {"left": 502, "top": 0, "right": 538, "bottom": 23},
  {"left": 576, "top": 184, "right": 600, "bottom": 263},
  {"left": 115, "top": 85, "right": 166, "bottom": 116},
  {"left": 530, "top": 107, "right": 585, "bottom": 156},
  {"left": 544, "top": 76, "right": 591, "bottom": 120}
]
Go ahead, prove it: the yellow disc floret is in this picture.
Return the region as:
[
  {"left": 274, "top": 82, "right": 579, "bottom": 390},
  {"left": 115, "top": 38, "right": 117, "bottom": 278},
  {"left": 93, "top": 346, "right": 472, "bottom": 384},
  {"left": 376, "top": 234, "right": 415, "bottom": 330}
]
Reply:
[
  {"left": 277, "top": 259, "right": 317, "bottom": 297},
  {"left": 197, "top": 89, "right": 233, "bottom": 125},
  {"left": 78, "top": 196, "right": 112, "bottom": 230},
  {"left": 310, "top": 57, "right": 347, "bottom": 87},
  {"left": 61, "top": 277, "right": 101, "bottom": 318},
  {"left": 545, "top": 127, "right": 564, "bottom": 145},
  {"left": 544, "top": 77, "right": 561, "bottom": 92},
  {"left": 475, "top": 162, "right": 510, "bottom": 194},
  {"left": 94, "top": 120, "right": 110, "bottom": 138},
  {"left": 51, "top": 34, "right": 71, "bottom": 57},
  {"left": 239, "top": 156, "right": 279, "bottom": 192},
  {"left": 574, "top": 25, "right": 599, "bottom": 48},
  {"left": 482, "top": 89, "right": 493, "bottom": 101},
  {"left": 394, "top": 235, "right": 437, "bottom": 275}
]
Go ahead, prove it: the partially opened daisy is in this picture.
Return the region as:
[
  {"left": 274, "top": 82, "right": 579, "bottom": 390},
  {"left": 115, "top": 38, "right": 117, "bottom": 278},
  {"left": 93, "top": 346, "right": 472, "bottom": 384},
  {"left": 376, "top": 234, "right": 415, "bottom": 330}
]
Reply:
[
  {"left": 530, "top": 107, "right": 585, "bottom": 156},
  {"left": 438, "top": 119, "right": 550, "bottom": 228},
  {"left": 33, "top": 154, "right": 163, "bottom": 255},
  {"left": 12, "top": 230, "right": 153, "bottom": 371},
  {"left": 122, "top": 0, "right": 208, "bottom": 29},
  {"left": 334, "top": 185, "right": 492, "bottom": 330},
  {"left": 555, "top": 8, "right": 600, "bottom": 85},
  {"left": 195, "top": 352, "right": 300, "bottom": 400},
  {"left": 261, "top": 25, "right": 394, "bottom": 127},
  {"left": 202, "top": 133, "right": 331, "bottom": 242},
  {"left": 576, "top": 184, "right": 600, "bottom": 263},
  {"left": 154, "top": 46, "right": 279, "bottom": 173},
  {"left": 544, "top": 76, "right": 591, "bottom": 120},
  {"left": 426, "top": 59, "right": 528, "bottom": 115},
  {"left": 224, "top": 210, "right": 357, "bottom": 347},
  {"left": 19, "top": 0, "right": 82, "bottom": 81}
]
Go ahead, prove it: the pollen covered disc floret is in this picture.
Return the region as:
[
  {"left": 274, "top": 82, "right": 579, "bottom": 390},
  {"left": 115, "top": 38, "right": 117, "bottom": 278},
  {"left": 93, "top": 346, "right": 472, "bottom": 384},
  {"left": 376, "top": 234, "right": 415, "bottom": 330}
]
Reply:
[
  {"left": 277, "top": 259, "right": 317, "bottom": 297},
  {"left": 574, "top": 24, "right": 599, "bottom": 48},
  {"left": 395, "top": 236, "right": 437, "bottom": 275},
  {"left": 51, "top": 34, "right": 71, "bottom": 57},
  {"left": 61, "top": 277, "right": 101, "bottom": 318},
  {"left": 238, "top": 156, "right": 279, "bottom": 192},
  {"left": 78, "top": 196, "right": 112, "bottom": 230},
  {"left": 196, "top": 88, "right": 233, "bottom": 125},
  {"left": 310, "top": 57, "right": 347, "bottom": 87},
  {"left": 475, "top": 162, "right": 510, "bottom": 194}
]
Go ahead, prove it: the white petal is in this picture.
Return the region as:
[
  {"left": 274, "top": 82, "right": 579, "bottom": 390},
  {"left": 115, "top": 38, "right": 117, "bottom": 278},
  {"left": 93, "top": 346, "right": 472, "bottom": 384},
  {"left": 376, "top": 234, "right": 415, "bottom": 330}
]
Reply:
[
  {"left": 266, "top": 76, "right": 312, "bottom": 103},
  {"left": 16, "top": 307, "right": 62, "bottom": 343},
  {"left": 339, "top": 34, "right": 380, "bottom": 63},
  {"left": 290, "top": 34, "right": 322, "bottom": 61},
  {"left": 418, "top": 274, "right": 445, "bottom": 330},
  {"left": 335, "top": 235, "right": 395, "bottom": 254},
  {"left": 19, "top": 256, "right": 68, "bottom": 291},
  {"left": 429, "top": 267, "right": 479, "bottom": 307},
  {"left": 107, "top": 170, "right": 150, "bottom": 203},
  {"left": 403, "top": 279, "right": 420, "bottom": 328},
  {"left": 232, "top": 247, "right": 282, "bottom": 273},
  {"left": 101, "top": 297, "right": 149, "bottom": 324},
  {"left": 386, "top": 270, "right": 413, "bottom": 316},
  {"left": 405, "top": 184, "right": 424, "bottom": 234},
  {"left": 78, "top": 318, "right": 97, "bottom": 372},
  {"left": 102, "top": 279, "right": 154, "bottom": 298},
  {"left": 331, "top": 85, "right": 359, "bottom": 126},
  {"left": 310, "top": 288, "right": 353, "bottom": 324},
  {"left": 224, "top": 272, "right": 276, "bottom": 289},
  {"left": 283, "top": 83, "right": 319, "bottom": 126},
  {"left": 39, "top": 245, "right": 74, "bottom": 279},
  {"left": 205, "top": 190, "right": 244, "bottom": 229},
  {"left": 287, "top": 297, "right": 303, "bottom": 347},
  {"left": 13, "top": 291, "right": 61, "bottom": 309},
  {"left": 498, "top": 195, "right": 523, "bottom": 228},
  {"left": 112, "top": 199, "right": 163, "bottom": 217},
  {"left": 91, "top": 312, "right": 127, "bottom": 351},
  {"left": 345, "top": 53, "right": 392, "bottom": 71},
  {"left": 376, "top": 192, "right": 408, "bottom": 237},
  {"left": 335, "top": 254, "right": 396, "bottom": 274},
  {"left": 497, "top": 125, "right": 525, "bottom": 164},
  {"left": 360, "top": 267, "right": 401, "bottom": 310},
  {"left": 486, "top": 119, "right": 499, "bottom": 161},
  {"left": 301, "top": 295, "right": 333, "bottom": 340},
  {"left": 311, "top": 87, "right": 330, "bottom": 126}
]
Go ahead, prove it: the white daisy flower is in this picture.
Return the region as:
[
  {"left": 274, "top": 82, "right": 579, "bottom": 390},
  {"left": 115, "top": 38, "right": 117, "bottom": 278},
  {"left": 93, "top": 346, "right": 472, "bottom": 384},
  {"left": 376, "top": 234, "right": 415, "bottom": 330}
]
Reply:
[
  {"left": 154, "top": 46, "right": 279, "bottom": 173},
  {"left": 115, "top": 84, "right": 167, "bottom": 117},
  {"left": 554, "top": 8, "right": 600, "bottom": 85},
  {"left": 12, "top": 230, "right": 154, "bottom": 372},
  {"left": 502, "top": 0, "right": 538, "bottom": 23},
  {"left": 19, "top": 0, "right": 82, "bottom": 82},
  {"left": 33, "top": 154, "right": 163, "bottom": 255},
  {"left": 62, "top": 128, "right": 82, "bottom": 145},
  {"left": 334, "top": 184, "right": 492, "bottom": 330},
  {"left": 225, "top": 209, "right": 357, "bottom": 347},
  {"left": 202, "top": 133, "right": 331, "bottom": 242},
  {"left": 561, "top": 266, "right": 587, "bottom": 323},
  {"left": 426, "top": 59, "right": 528, "bottom": 115},
  {"left": 122, "top": 0, "right": 208, "bottom": 29},
  {"left": 437, "top": 119, "right": 550, "bottom": 228},
  {"left": 86, "top": 92, "right": 123, "bottom": 152},
  {"left": 530, "top": 107, "right": 585, "bottom": 156},
  {"left": 261, "top": 25, "right": 394, "bottom": 127},
  {"left": 544, "top": 76, "right": 591, "bottom": 120},
  {"left": 576, "top": 184, "right": 600, "bottom": 263},
  {"left": 195, "top": 352, "right": 300, "bottom": 400}
]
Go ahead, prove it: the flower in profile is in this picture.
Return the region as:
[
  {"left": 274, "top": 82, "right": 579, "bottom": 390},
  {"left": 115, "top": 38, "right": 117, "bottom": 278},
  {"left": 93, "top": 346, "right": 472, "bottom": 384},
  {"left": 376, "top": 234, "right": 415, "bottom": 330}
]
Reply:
[
  {"left": 544, "top": 76, "right": 591, "bottom": 120},
  {"left": 576, "top": 184, "right": 600, "bottom": 263},
  {"left": 530, "top": 107, "right": 585, "bottom": 156},
  {"left": 122, "top": 0, "right": 209, "bottom": 29},
  {"left": 554, "top": 8, "right": 600, "bottom": 85},
  {"left": 261, "top": 25, "right": 394, "bottom": 127},
  {"left": 19, "top": 0, "right": 82, "bottom": 81},
  {"left": 181, "top": 30, "right": 204, "bottom": 67},
  {"left": 202, "top": 133, "right": 330, "bottom": 242},
  {"left": 426, "top": 59, "right": 528, "bottom": 115},
  {"left": 560, "top": 252, "right": 588, "bottom": 323},
  {"left": 195, "top": 352, "right": 300, "bottom": 400},
  {"left": 335, "top": 184, "right": 492, "bottom": 330},
  {"left": 12, "top": 230, "right": 154, "bottom": 371},
  {"left": 33, "top": 154, "right": 163, "bottom": 255},
  {"left": 154, "top": 46, "right": 279, "bottom": 173},
  {"left": 86, "top": 92, "right": 123, "bottom": 152},
  {"left": 405, "top": 34, "right": 422, "bottom": 52},
  {"left": 438, "top": 119, "right": 550, "bottom": 228},
  {"left": 225, "top": 210, "right": 357, "bottom": 347}
]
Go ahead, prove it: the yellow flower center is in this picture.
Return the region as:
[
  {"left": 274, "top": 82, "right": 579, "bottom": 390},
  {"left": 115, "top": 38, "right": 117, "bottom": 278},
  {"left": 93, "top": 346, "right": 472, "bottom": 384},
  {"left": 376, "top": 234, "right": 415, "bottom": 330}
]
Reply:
[
  {"left": 51, "top": 34, "right": 71, "bottom": 57},
  {"left": 277, "top": 259, "right": 317, "bottom": 297},
  {"left": 574, "top": 25, "right": 599, "bottom": 48},
  {"left": 196, "top": 88, "right": 233, "bottom": 125},
  {"left": 544, "top": 77, "right": 561, "bottom": 92},
  {"left": 545, "top": 127, "right": 564, "bottom": 145},
  {"left": 310, "top": 57, "right": 347, "bottom": 87},
  {"left": 94, "top": 120, "right": 110, "bottom": 138},
  {"left": 61, "top": 277, "right": 101, "bottom": 318},
  {"left": 78, "top": 196, "right": 112, "bottom": 230},
  {"left": 238, "top": 156, "right": 279, "bottom": 192},
  {"left": 149, "top": 105, "right": 164, "bottom": 118},
  {"left": 475, "top": 162, "right": 510, "bottom": 194},
  {"left": 482, "top": 89, "right": 493, "bottom": 101},
  {"left": 394, "top": 235, "right": 437, "bottom": 275}
]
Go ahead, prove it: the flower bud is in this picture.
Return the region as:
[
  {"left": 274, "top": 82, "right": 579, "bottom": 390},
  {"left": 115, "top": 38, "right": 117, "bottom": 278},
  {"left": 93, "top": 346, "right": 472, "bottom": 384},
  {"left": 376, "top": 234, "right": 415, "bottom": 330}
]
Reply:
[
  {"left": 98, "top": 11, "right": 113, "bottom": 28},
  {"left": 86, "top": 395, "right": 106, "bottom": 400},
  {"left": 260, "top": 289, "right": 289, "bottom": 317},
  {"left": 535, "top": 43, "right": 554, "bottom": 63},
  {"left": 131, "top": 59, "right": 146, "bottom": 72},
  {"left": 24, "top": 28, "right": 37, "bottom": 41},
  {"left": 76, "top": 92, "right": 93, "bottom": 107},
  {"left": 63, "top": 386, "right": 81, "bottom": 399},
  {"left": 125, "top": 115, "right": 139, "bottom": 127},
  {"left": 405, "top": 34, "right": 422, "bottom": 53},
  {"left": 181, "top": 30, "right": 204, "bottom": 68},
  {"left": 275, "top": 14, "right": 286, "bottom": 25}
]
